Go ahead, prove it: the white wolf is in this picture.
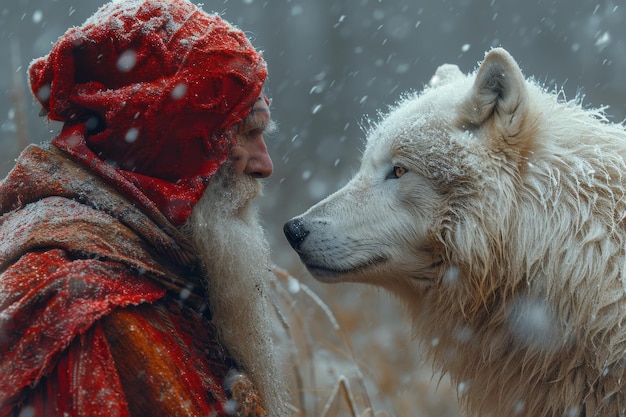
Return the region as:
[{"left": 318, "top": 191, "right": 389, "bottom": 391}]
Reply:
[{"left": 284, "top": 48, "right": 626, "bottom": 417}]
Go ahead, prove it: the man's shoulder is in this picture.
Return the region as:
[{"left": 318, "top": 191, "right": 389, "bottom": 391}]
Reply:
[
  {"left": 0, "top": 246, "right": 166, "bottom": 408},
  {"left": 1, "top": 143, "right": 199, "bottom": 274},
  {"left": 0, "top": 246, "right": 227, "bottom": 416}
]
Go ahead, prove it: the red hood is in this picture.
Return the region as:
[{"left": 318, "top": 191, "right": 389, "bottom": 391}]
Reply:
[{"left": 28, "top": 0, "right": 267, "bottom": 226}]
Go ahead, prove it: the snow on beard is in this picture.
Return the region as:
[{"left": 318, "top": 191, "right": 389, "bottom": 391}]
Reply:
[{"left": 182, "top": 163, "right": 285, "bottom": 415}]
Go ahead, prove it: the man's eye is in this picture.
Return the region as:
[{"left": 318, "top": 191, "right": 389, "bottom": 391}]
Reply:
[
  {"left": 245, "top": 128, "right": 264, "bottom": 138},
  {"left": 238, "top": 125, "right": 259, "bottom": 136},
  {"left": 387, "top": 166, "right": 407, "bottom": 179}
]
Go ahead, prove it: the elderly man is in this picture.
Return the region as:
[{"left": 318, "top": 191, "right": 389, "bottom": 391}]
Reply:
[{"left": 0, "top": 1, "right": 286, "bottom": 416}]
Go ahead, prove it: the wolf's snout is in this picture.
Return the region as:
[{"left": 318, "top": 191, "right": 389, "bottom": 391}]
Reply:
[{"left": 283, "top": 218, "right": 309, "bottom": 250}]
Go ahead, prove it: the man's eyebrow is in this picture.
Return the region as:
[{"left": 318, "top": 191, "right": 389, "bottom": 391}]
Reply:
[
  {"left": 247, "top": 106, "right": 270, "bottom": 116},
  {"left": 239, "top": 111, "right": 277, "bottom": 135},
  {"left": 244, "top": 106, "right": 270, "bottom": 125}
]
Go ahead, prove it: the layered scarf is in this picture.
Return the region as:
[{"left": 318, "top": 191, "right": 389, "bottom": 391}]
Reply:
[{"left": 0, "top": 144, "right": 247, "bottom": 416}]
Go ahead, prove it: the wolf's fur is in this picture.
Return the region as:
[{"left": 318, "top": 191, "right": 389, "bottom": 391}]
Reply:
[{"left": 285, "top": 48, "right": 626, "bottom": 417}]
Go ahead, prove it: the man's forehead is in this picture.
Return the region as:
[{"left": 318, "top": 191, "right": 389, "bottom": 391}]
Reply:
[{"left": 243, "top": 97, "right": 271, "bottom": 126}]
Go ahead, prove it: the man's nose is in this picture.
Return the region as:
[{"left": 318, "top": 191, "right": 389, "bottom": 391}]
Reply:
[
  {"left": 232, "top": 136, "right": 274, "bottom": 178},
  {"left": 249, "top": 137, "right": 274, "bottom": 178}
]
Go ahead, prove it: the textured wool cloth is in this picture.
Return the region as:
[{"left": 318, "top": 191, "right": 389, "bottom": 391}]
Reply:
[
  {"left": 28, "top": 0, "right": 267, "bottom": 226},
  {"left": 0, "top": 144, "right": 245, "bottom": 416},
  {"left": 1, "top": 0, "right": 269, "bottom": 415}
]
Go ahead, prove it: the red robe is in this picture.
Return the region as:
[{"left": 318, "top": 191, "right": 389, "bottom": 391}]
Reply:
[{"left": 0, "top": 144, "right": 244, "bottom": 416}]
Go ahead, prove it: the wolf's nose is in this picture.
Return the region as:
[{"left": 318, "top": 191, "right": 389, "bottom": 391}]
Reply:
[{"left": 283, "top": 218, "right": 309, "bottom": 250}]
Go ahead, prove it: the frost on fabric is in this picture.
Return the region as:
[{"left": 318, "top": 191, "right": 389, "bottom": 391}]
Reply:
[{"left": 80, "top": 0, "right": 214, "bottom": 47}]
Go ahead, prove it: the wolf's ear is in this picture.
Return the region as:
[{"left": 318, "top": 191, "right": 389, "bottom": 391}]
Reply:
[{"left": 460, "top": 48, "right": 530, "bottom": 143}]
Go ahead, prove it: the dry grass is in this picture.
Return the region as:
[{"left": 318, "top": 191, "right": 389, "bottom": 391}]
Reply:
[{"left": 269, "top": 268, "right": 461, "bottom": 417}]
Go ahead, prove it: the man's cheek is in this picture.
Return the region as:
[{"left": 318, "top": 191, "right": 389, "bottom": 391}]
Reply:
[{"left": 230, "top": 144, "right": 248, "bottom": 176}]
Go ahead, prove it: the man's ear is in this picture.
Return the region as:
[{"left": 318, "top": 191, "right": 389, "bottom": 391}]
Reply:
[{"left": 460, "top": 48, "right": 530, "bottom": 144}]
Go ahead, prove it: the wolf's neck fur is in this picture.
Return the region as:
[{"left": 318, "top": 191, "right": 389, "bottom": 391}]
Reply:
[{"left": 413, "top": 94, "right": 626, "bottom": 417}]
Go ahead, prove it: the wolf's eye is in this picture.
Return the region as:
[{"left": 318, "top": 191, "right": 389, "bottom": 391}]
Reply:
[{"left": 388, "top": 166, "right": 407, "bottom": 179}]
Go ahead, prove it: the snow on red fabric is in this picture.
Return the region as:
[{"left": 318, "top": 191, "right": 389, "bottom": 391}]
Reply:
[
  {"left": 0, "top": 249, "right": 164, "bottom": 412},
  {"left": 0, "top": 144, "right": 235, "bottom": 416},
  {"left": 28, "top": 0, "right": 267, "bottom": 226}
]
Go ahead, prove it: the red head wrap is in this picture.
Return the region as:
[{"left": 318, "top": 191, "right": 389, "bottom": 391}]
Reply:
[{"left": 28, "top": 0, "right": 267, "bottom": 226}]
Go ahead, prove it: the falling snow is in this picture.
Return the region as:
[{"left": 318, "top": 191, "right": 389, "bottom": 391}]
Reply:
[
  {"left": 116, "top": 49, "right": 137, "bottom": 72},
  {"left": 2, "top": 1, "right": 626, "bottom": 416},
  {"left": 124, "top": 127, "right": 139, "bottom": 143},
  {"left": 171, "top": 83, "right": 188, "bottom": 100},
  {"left": 32, "top": 10, "right": 43, "bottom": 24}
]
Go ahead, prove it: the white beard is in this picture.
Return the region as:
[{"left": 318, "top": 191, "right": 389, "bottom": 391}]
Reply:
[{"left": 183, "top": 166, "right": 287, "bottom": 416}]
